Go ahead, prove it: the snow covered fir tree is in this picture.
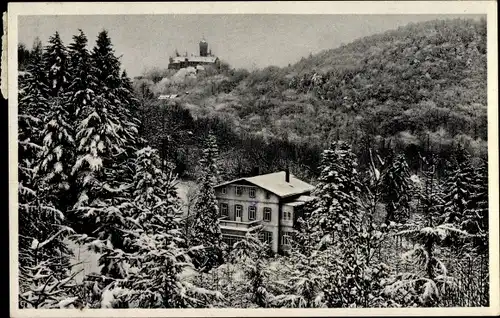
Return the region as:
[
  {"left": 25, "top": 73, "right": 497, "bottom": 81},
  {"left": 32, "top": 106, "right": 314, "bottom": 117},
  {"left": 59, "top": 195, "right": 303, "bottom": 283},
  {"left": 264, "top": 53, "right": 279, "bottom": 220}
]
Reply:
[
  {"left": 16, "top": 18, "right": 491, "bottom": 310},
  {"left": 189, "top": 132, "right": 224, "bottom": 272}
]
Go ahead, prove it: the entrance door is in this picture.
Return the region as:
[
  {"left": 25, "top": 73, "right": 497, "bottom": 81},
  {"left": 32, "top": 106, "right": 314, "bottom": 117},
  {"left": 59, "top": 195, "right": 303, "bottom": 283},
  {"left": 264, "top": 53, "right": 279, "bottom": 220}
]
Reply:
[{"left": 235, "top": 204, "right": 242, "bottom": 222}]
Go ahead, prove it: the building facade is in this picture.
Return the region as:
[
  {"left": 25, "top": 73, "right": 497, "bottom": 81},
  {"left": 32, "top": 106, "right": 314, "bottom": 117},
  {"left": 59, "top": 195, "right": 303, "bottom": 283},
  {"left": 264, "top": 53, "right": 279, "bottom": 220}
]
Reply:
[
  {"left": 168, "top": 39, "right": 220, "bottom": 70},
  {"left": 214, "top": 171, "right": 315, "bottom": 254}
]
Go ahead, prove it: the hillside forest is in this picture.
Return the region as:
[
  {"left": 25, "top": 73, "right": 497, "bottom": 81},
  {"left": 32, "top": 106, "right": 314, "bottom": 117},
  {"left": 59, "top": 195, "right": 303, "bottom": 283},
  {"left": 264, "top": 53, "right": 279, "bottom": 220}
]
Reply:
[{"left": 17, "top": 17, "right": 489, "bottom": 309}]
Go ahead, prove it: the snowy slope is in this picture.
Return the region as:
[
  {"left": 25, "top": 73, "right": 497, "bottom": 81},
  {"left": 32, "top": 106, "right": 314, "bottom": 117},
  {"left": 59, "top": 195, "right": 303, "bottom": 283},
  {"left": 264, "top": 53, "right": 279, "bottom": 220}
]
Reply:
[{"left": 67, "top": 239, "right": 101, "bottom": 283}]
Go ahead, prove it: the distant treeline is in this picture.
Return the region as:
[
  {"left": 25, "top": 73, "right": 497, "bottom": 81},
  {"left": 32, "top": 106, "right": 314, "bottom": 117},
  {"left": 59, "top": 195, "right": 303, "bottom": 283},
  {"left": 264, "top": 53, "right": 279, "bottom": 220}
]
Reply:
[
  {"left": 132, "top": 18, "right": 487, "bottom": 181},
  {"left": 138, "top": 99, "right": 322, "bottom": 182}
]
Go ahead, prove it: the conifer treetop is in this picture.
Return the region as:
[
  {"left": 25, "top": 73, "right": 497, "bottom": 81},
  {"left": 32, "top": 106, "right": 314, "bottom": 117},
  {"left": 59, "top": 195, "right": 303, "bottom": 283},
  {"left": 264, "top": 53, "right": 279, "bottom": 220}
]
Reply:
[{"left": 44, "top": 31, "right": 69, "bottom": 97}]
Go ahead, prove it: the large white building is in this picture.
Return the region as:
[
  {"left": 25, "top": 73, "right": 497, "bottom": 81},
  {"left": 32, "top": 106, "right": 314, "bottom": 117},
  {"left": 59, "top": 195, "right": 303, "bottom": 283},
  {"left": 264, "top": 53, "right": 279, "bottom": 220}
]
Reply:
[{"left": 214, "top": 171, "right": 315, "bottom": 253}]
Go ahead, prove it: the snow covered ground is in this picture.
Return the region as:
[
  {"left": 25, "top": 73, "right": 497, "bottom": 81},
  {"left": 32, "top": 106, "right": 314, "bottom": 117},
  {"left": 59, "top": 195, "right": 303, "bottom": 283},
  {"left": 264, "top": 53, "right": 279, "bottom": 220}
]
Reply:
[
  {"left": 175, "top": 179, "right": 199, "bottom": 216},
  {"left": 67, "top": 239, "right": 101, "bottom": 283},
  {"left": 176, "top": 180, "right": 190, "bottom": 208}
]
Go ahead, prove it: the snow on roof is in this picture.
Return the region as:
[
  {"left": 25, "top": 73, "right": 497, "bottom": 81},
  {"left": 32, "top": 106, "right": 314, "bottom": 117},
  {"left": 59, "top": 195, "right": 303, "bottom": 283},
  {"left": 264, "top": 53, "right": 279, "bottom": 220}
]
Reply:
[
  {"left": 284, "top": 201, "right": 305, "bottom": 207},
  {"left": 158, "top": 94, "right": 179, "bottom": 100},
  {"left": 171, "top": 56, "right": 218, "bottom": 63},
  {"left": 295, "top": 195, "right": 316, "bottom": 202},
  {"left": 216, "top": 171, "right": 314, "bottom": 199},
  {"left": 284, "top": 195, "right": 316, "bottom": 207}
]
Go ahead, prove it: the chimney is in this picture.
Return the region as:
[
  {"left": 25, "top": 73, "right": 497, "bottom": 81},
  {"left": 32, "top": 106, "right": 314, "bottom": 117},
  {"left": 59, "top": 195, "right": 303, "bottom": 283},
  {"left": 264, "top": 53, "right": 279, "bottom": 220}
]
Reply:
[
  {"left": 252, "top": 166, "right": 260, "bottom": 176},
  {"left": 285, "top": 167, "right": 290, "bottom": 183}
]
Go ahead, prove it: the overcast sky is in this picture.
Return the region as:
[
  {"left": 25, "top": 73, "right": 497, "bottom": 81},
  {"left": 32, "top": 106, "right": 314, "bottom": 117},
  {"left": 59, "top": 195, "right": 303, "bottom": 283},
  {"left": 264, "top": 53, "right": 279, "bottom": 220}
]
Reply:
[{"left": 18, "top": 14, "right": 481, "bottom": 77}]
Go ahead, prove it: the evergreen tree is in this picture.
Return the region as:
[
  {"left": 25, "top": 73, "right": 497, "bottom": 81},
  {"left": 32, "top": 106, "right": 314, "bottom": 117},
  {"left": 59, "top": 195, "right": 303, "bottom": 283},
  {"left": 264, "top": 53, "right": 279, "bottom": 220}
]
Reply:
[
  {"left": 118, "top": 69, "right": 146, "bottom": 176},
  {"left": 309, "top": 141, "right": 362, "bottom": 243},
  {"left": 18, "top": 197, "right": 79, "bottom": 309},
  {"left": 18, "top": 96, "right": 78, "bottom": 308},
  {"left": 293, "top": 143, "right": 390, "bottom": 308},
  {"left": 380, "top": 152, "right": 413, "bottom": 225},
  {"left": 70, "top": 31, "right": 139, "bottom": 289},
  {"left": 120, "top": 70, "right": 142, "bottom": 140},
  {"left": 190, "top": 132, "right": 223, "bottom": 272},
  {"left": 67, "top": 30, "right": 98, "bottom": 120},
  {"left": 302, "top": 141, "right": 378, "bottom": 308},
  {"left": 18, "top": 43, "right": 32, "bottom": 71},
  {"left": 273, "top": 218, "right": 328, "bottom": 308},
  {"left": 436, "top": 149, "right": 478, "bottom": 253},
  {"left": 119, "top": 70, "right": 141, "bottom": 124},
  {"left": 316, "top": 221, "right": 380, "bottom": 309},
  {"left": 385, "top": 154, "right": 468, "bottom": 307},
  {"left": 342, "top": 149, "right": 391, "bottom": 308},
  {"left": 323, "top": 188, "right": 389, "bottom": 307},
  {"left": 33, "top": 96, "right": 75, "bottom": 212},
  {"left": 91, "top": 30, "right": 139, "bottom": 160},
  {"left": 18, "top": 38, "right": 50, "bottom": 182},
  {"left": 350, "top": 222, "right": 390, "bottom": 307},
  {"left": 73, "top": 155, "right": 133, "bottom": 296},
  {"left": 462, "top": 159, "right": 488, "bottom": 252},
  {"left": 289, "top": 203, "right": 322, "bottom": 256},
  {"left": 71, "top": 90, "right": 127, "bottom": 209},
  {"left": 43, "top": 32, "right": 69, "bottom": 97},
  {"left": 71, "top": 30, "right": 137, "bottom": 228},
  {"left": 63, "top": 30, "right": 100, "bottom": 228},
  {"left": 91, "top": 30, "right": 121, "bottom": 89},
  {"left": 442, "top": 149, "right": 475, "bottom": 226},
  {"left": 230, "top": 231, "right": 273, "bottom": 307},
  {"left": 72, "top": 169, "right": 133, "bottom": 307},
  {"left": 125, "top": 147, "right": 220, "bottom": 308}
]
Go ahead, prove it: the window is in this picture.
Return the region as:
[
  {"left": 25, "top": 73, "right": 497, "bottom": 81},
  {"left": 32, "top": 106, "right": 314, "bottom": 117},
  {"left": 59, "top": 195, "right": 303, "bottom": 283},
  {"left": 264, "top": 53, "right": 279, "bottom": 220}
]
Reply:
[
  {"left": 235, "top": 204, "right": 243, "bottom": 218},
  {"left": 249, "top": 187, "right": 256, "bottom": 198},
  {"left": 265, "top": 191, "right": 271, "bottom": 199},
  {"left": 235, "top": 186, "right": 242, "bottom": 196},
  {"left": 263, "top": 207, "right": 272, "bottom": 222},
  {"left": 220, "top": 203, "right": 228, "bottom": 217},
  {"left": 259, "top": 231, "right": 273, "bottom": 244},
  {"left": 283, "top": 210, "right": 292, "bottom": 221},
  {"left": 281, "top": 232, "right": 292, "bottom": 246},
  {"left": 221, "top": 187, "right": 227, "bottom": 194},
  {"left": 248, "top": 206, "right": 256, "bottom": 220}
]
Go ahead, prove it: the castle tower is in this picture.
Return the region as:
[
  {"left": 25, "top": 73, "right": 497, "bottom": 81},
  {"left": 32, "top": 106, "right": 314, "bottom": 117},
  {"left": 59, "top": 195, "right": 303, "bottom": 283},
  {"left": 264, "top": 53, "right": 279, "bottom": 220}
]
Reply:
[{"left": 199, "top": 38, "right": 208, "bottom": 57}]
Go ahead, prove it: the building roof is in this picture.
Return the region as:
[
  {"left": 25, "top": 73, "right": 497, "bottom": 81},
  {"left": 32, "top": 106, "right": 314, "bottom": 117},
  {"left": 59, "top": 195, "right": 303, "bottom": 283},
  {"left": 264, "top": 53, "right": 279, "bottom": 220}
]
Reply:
[
  {"left": 284, "top": 195, "right": 316, "bottom": 207},
  {"left": 158, "top": 94, "right": 179, "bottom": 100},
  {"left": 295, "top": 195, "right": 316, "bottom": 202},
  {"left": 215, "top": 171, "right": 315, "bottom": 199},
  {"left": 284, "top": 201, "right": 306, "bottom": 207},
  {"left": 171, "top": 56, "right": 218, "bottom": 64}
]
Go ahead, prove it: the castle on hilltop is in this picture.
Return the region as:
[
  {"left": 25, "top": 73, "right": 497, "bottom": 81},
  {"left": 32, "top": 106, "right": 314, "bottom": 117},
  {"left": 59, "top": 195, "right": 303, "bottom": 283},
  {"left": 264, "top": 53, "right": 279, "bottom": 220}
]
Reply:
[{"left": 168, "top": 38, "right": 220, "bottom": 70}]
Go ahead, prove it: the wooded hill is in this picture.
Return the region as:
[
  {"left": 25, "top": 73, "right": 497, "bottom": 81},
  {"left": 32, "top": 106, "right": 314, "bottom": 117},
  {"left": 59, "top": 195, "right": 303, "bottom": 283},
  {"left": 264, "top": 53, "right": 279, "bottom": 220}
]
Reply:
[{"left": 135, "top": 17, "right": 487, "bottom": 181}]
